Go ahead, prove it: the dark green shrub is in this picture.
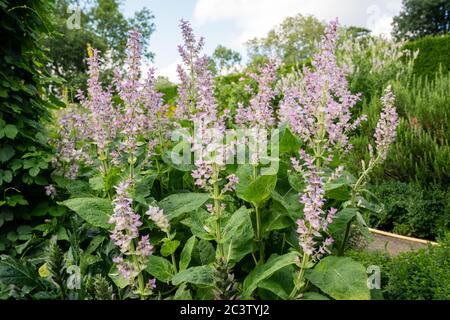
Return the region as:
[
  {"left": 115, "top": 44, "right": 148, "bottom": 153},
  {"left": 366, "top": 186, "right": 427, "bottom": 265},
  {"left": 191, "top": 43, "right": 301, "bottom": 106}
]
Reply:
[
  {"left": 347, "top": 73, "right": 450, "bottom": 186},
  {"left": 367, "top": 181, "right": 449, "bottom": 240},
  {"left": 403, "top": 35, "right": 450, "bottom": 77},
  {"left": 349, "top": 235, "right": 450, "bottom": 300},
  {"left": 0, "top": 0, "right": 62, "bottom": 253},
  {"left": 385, "top": 234, "right": 450, "bottom": 300}
]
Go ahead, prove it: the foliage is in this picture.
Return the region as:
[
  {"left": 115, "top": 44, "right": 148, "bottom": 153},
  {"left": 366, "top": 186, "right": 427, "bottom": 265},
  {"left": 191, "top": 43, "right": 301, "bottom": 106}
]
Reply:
[
  {"left": 403, "top": 35, "right": 450, "bottom": 77},
  {"left": 246, "top": 14, "right": 325, "bottom": 65},
  {"left": 45, "top": 0, "right": 156, "bottom": 99},
  {"left": 349, "top": 234, "right": 450, "bottom": 300},
  {"left": 385, "top": 234, "right": 450, "bottom": 300},
  {"left": 338, "top": 34, "right": 417, "bottom": 101},
  {"left": 4, "top": 8, "right": 447, "bottom": 301},
  {"left": 0, "top": 0, "right": 65, "bottom": 256},
  {"left": 367, "top": 181, "right": 449, "bottom": 240},
  {"left": 209, "top": 45, "right": 242, "bottom": 75},
  {"left": 347, "top": 72, "right": 450, "bottom": 187},
  {"left": 19, "top": 19, "right": 395, "bottom": 301},
  {"left": 392, "top": 0, "right": 450, "bottom": 40}
]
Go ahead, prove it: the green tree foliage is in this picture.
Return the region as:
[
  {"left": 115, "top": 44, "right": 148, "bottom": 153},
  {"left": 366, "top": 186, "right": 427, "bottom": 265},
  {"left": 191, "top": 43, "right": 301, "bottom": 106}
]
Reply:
[
  {"left": 403, "top": 35, "right": 450, "bottom": 77},
  {"left": 45, "top": 0, "right": 156, "bottom": 99},
  {"left": 209, "top": 45, "right": 242, "bottom": 75},
  {"left": 245, "top": 14, "right": 325, "bottom": 65},
  {"left": 0, "top": 0, "right": 62, "bottom": 248},
  {"left": 392, "top": 0, "right": 450, "bottom": 40}
]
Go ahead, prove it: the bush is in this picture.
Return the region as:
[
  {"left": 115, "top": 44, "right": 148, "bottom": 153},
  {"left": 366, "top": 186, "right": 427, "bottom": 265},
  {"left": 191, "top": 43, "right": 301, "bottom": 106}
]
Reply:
[
  {"left": 0, "top": 0, "right": 61, "bottom": 254},
  {"left": 367, "top": 181, "right": 450, "bottom": 240},
  {"left": 349, "top": 233, "right": 450, "bottom": 300},
  {"left": 347, "top": 72, "right": 450, "bottom": 187},
  {"left": 385, "top": 234, "right": 450, "bottom": 300},
  {"left": 403, "top": 35, "right": 450, "bottom": 77}
]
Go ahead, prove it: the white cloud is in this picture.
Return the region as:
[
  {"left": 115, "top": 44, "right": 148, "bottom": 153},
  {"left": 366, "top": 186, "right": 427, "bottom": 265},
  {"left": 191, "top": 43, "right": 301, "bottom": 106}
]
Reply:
[
  {"left": 156, "top": 59, "right": 181, "bottom": 83},
  {"left": 193, "top": 0, "right": 402, "bottom": 48}
]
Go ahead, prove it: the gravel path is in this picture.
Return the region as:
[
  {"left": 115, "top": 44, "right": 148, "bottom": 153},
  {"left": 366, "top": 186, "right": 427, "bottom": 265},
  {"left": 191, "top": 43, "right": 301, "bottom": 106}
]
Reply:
[{"left": 366, "top": 233, "right": 430, "bottom": 256}]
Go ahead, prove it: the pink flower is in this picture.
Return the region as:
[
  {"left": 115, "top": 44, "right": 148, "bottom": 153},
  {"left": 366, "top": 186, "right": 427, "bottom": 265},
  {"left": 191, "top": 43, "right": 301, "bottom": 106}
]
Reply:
[
  {"left": 374, "top": 85, "right": 399, "bottom": 161},
  {"left": 279, "top": 19, "right": 366, "bottom": 158},
  {"left": 146, "top": 205, "right": 170, "bottom": 234}
]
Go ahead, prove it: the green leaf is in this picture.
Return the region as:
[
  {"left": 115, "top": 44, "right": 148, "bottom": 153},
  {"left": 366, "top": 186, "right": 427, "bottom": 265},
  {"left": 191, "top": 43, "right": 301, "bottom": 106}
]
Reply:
[
  {"left": 328, "top": 208, "right": 358, "bottom": 242},
  {"left": 266, "top": 189, "right": 302, "bottom": 231},
  {"left": 29, "top": 166, "right": 40, "bottom": 177},
  {"left": 257, "top": 265, "right": 295, "bottom": 299},
  {"left": 0, "top": 255, "right": 41, "bottom": 288},
  {"left": 235, "top": 164, "right": 277, "bottom": 207},
  {"left": 302, "top": 292, "right": 330, "bottom": 300},
  {"left": 88, "top": 176, "right": 104, "bottom": 191},
  {"left": 145, "top": 255, "right": 174, "bottom": 282},
  {"left": 189, "top": 209, "right": 214, "bottom": 240},
  {"left": 17, "top": 225, "right": 32, "bottom": 240},
  {"left": 192, "top": 239, "right": 215, "bottom": 265},
  {"left": 85, "top": 235, "right": 105, "bottom": 255},
  {"left": 278, "top": 125, "right": 301, "bottom": 154},
  {"left": 324, "top": 172, "right": 355, "bottom": 201},
  {"left": 160, "top": 239, "right": 180, "bottom": 257},
  {"left": 305, "top": 256, "right": 370, "bottom": 300},
  {"left": 172, "top": 265, "right": 213, "bottom": 287},
  {"left": 179, "top": 236, "right": 197, "bottom": 271},
  {"left": 134, "top": 174, "right": 157, "bottom": 204},
  {"left": 158, "top": 193, "right": 210, "bottom": 221},
  {"left": 242, "top": 251, "right": 299, "bottom": 297},
  {"left": 3, "top": 125, "right": 18, "bottom": 139},
  {"left": 1, "top": 170, "right": 13, "bottom": 183},
  {"left": 60, "top": 197, "right": 112, "bottom": 229},
  {"left": 173, "top": 283, "right": 192, "bottom": 299},
  {"left": 108, "top": 264, "right": 130, "bottom": 289},
  {"left": 221, "top": 206, "right": 254, "bottom": 264},
  {"left": 6, "top": 194, "right": 28, "bottom": 207},
  {"left": 0, "top": 145, "right": 15, "bottom": 163},
  {"left": 288, "top": 171, "right": 305, "bottom": 193}
]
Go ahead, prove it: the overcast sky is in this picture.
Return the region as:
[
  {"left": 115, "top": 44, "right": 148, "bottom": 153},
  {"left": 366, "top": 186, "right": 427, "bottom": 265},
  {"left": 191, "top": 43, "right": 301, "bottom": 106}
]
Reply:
[{"left": 122, "top": 0, "right": 403, "bottom": 81}]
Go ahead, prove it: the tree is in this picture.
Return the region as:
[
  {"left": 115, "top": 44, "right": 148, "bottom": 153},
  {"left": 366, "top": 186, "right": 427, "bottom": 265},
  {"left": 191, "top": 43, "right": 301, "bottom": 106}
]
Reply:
[
  {"left": 44, "top": 0, "right": 156, "bottom": 99},
  {"left": 209, "top": 45, "right": 242, "bottom": 75},
  {"left": 393, "top": 0, "right": 450, "bottom": 40},
  {"left": 245, "top": 14, "right": 325, "bottom": 65}
]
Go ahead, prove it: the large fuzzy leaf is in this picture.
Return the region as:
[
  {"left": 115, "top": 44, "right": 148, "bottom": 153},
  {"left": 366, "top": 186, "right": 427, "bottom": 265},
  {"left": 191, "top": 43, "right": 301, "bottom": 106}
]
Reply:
[
  {"left": 235, "top": 164, "right": 277, "bottom": 207},
  {"left": 242, "top": 252, "right": 299, "bottom": 297},
  {"left": 145, "top": 255, "right": 175, "bottom": 282},
  {"left": 60, "top": 197, "right": 112, "bottom": 229},
  {"left": 0, "top": 255, "right": 41, "bottom": 288},
  {"left": 305, "top": 256, "right": 370, "bottom": 300},
  {"left": 171, "top": 265, "right": 213, "bottom": 287},
  {"left": 221, "top": 207, "right": 254, "bottom": 264},
  {"left": 158, "top": 193, "right": 209, "bottom": 221}
]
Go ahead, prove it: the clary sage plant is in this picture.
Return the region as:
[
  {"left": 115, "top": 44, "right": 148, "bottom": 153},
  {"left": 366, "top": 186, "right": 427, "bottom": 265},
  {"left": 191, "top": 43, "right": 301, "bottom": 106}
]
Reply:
[{"left": 52, "top": 19, "right": 398, "bottom": 300}]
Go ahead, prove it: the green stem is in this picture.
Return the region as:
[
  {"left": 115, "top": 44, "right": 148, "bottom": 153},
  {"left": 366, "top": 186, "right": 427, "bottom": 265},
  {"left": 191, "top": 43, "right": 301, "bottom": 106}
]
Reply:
[
  {"left": 213, "top": 164, "right": 224, "bottom": 259},
  {"left": 129, "top": 241, "right": 146, "bottom": 299},
  {"left": 254, "top": 205, "right": 264, "bottom": 262},
  {"left": 129, "top": 153, "right": 135, "bottom": 181},
  {"left": 171, "top": 253, "right": 178, "bottom": 273},
  {"left": 289, "top": 252, "right": 310, "bottom": 299},
  {"left": 339, "top": 153, "right": 383, "bottom": 255}
]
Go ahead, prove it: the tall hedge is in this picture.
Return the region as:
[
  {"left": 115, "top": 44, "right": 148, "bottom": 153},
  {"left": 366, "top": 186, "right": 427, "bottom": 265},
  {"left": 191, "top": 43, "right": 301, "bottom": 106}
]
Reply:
[
  {"left": 403, "top": 35, "right": 450, "bottom": 77},
  {"left": 0, "top": 1, "right": 60, "bottom": 216}
]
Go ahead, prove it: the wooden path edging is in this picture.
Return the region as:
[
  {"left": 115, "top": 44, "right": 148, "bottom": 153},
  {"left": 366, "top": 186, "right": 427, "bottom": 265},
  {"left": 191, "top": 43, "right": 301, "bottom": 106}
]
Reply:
[{"left": 368, "top": 228, "right": 439, "bottom": 246}]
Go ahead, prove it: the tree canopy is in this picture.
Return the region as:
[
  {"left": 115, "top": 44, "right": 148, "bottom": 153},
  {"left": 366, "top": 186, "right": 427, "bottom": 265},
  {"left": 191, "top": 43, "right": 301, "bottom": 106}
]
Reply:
[
  {"left": 392, "top": 0, "right": 450, "bottom": 40},
  {"left": 45, "top": 0, "right": 155, "bottom": 99}
]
